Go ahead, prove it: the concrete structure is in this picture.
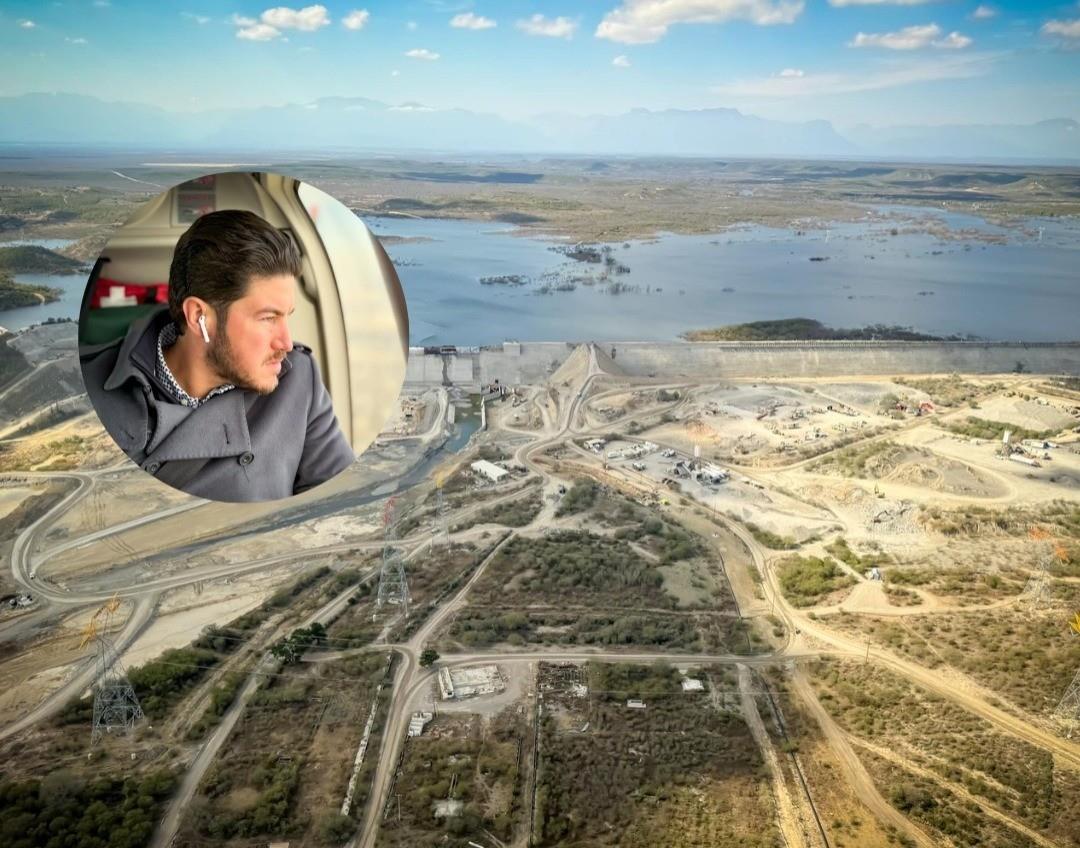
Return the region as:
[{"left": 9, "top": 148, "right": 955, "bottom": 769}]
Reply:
[
  {"left": 408, "top": 711, "right": 434, "bottom": 737},
  {"left": 695, "top": 463, "right": 729, "bottom": 484},
  {"left": 404, "top": 340, "right": 1080, "bottom": 389},
  {"left": 434, "top": 800, "right": 464, "bottom": 818},
  {"left": 439, "top": 665, "right": 505, "bottom": 700},
  {"left": 681, "top": 678, "right": 705, "bottom": 692},
  {"left": 626, "top": 699, "right": 646, "bottom": 709},
  {"left": 471, "top": 459, "right": 508, "bottom": 483}
]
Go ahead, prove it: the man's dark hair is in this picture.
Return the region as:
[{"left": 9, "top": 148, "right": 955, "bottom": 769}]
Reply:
[{"left": 168, "top": 210, "right": 301, "bottom": 332}]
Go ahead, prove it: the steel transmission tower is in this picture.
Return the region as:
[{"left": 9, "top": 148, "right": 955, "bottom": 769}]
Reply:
[
  {"left": 80, "top": 594, "right": 144, "bottom": 746},
  {"left": 431, "top": 474, "right": 450, "bottom": 550},
  {"left": 1056, "top": 668, "right": 1080, "bottom": 739},
  {"left": 1020, "top": 529, "right": 1064, "bottom": 609},
  {"left": 1056, "top": 613, "right": 1080, "bottom": 738},
  {"left": 376, "top": 497, "right": 410, "bottom": 618}
]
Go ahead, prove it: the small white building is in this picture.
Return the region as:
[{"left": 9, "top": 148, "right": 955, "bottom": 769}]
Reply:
[
  {"left": 681, "top": 678, "right": 704, "bottom": 693},
  {"left": 471, "top": 459, "right": 508, "bottom": 483},
  {"left": 439, "top": 665, "right": 505, "bottom": 700},
  {"left": 408, "top": 711, "right": 434, "bottom": 737},
  {"left": 626, "top": 699, "right": 646, "bottom": 709}
]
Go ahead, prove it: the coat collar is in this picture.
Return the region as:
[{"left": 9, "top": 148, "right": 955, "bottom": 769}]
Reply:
[
  {"left": 103, "top": 305, "right": 171, "bottom": 392},
  {"left": 102, "top": 304, "right": 295, "bottom": 393}
]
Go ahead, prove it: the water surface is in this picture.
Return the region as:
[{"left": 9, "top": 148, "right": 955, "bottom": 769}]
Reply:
[{"left": 375, "top": 212, "right": 1080, "bottom": 345}]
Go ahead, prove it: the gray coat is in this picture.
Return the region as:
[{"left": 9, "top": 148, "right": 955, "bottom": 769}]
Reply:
[{"left": 80, "top": 307, "right": 355, "bottom": 502}]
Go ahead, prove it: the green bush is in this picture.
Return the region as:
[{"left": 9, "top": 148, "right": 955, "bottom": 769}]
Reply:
[
  {"left": 944, "top": 416, "right": 1059, "bottom": 442},
  {"left": 0, "top": 769, "right": 176, "bottom": 848},
  {"left": 745, "top": 522, "right": 799, "bottom": 550},
  {"left": 128, "top": 647, "right": 221, "bottom": 720},
  {"left": 778, "top": 556, "right": 855, "bottom": 607},
  {"left": 556, "top": 479, "right": 599, "bottom": 516}
]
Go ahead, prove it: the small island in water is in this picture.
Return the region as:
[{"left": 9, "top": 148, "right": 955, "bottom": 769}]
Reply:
[
  {"left": 0, "top": 270, "right": 61, "bottom": 311},
  {"left": 683, "top": 317, "right": 973, "bottom": 342},
  {"left": 0, "top": 245, "right": 85, "bottom": 312}
]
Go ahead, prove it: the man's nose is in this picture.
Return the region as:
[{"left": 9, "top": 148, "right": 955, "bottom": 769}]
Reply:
[{"left": 274, "top": 321, "right": 293, "bottom": 352}]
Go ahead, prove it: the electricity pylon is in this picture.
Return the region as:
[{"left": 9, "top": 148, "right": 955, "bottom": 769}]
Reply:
[
  {"left": 1053, "top": 613, "right": 1080, "bottom": 738},
  {"left": 79, "top": 593, "right": 144, "bottom": 746},
  {"left": 1020, "top": 528, "right": 1065, "bottom": 609},
  {"left": 431, "top": 471, "right": 450, "bottom": 550},
  {"left": 376, "top": 497, "right": 410, "bottom": 619}
]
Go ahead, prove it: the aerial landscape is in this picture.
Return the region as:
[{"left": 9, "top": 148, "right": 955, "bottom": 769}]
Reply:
[
  {"left": 1, "top": 151, "right": 1079, "bottom": 848},
  {"left": 2, "top": 1, "right": 1080, "bottom": 847}
]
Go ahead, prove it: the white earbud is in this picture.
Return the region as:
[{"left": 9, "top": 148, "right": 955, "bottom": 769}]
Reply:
[{"left": 198, "top": 314, "right": 210, "bottom": 344}]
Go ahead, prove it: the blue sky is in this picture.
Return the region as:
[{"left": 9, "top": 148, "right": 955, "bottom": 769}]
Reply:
[{"left": 1, "top": 1, "right": 1078, "bottom": 129}]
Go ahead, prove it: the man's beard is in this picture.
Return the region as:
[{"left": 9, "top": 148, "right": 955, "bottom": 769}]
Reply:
[{"left": 206, "top": 331, "right": 282, "bottom": 396}]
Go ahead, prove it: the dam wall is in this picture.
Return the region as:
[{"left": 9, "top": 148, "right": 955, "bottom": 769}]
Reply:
[{"left": 405, "top": 340, "right": 1080, "bottom": 388}]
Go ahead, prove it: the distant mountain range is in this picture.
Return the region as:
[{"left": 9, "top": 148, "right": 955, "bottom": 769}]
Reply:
[{"left": 0, "top": 92, "right": 1076, "bottom": 163}]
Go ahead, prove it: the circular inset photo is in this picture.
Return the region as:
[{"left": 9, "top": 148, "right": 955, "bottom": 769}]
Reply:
[{"left": 78, "top": 172, "right": 408, "bottom": 503}]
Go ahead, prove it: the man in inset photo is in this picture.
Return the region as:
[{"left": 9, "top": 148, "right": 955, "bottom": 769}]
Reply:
[{"left": 81, "top": 210, "right": 355, "bottom": 501}]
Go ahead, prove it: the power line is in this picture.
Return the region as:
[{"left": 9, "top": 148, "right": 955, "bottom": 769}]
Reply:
[{"left": 377, "top": 497, "right": 411, "bottom": 619}]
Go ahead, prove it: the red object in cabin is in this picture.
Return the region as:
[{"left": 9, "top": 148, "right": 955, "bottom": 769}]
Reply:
[{"left": 92, "top": 278, "right": 169, "bottom": 308}]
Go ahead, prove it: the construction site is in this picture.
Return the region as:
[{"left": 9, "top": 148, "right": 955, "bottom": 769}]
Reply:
[{"left": 2, "top": 318, "right": 1080, "bottom": 848}]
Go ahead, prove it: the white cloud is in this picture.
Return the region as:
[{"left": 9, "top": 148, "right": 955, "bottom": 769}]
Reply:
[
  {"left": 596, "top": 0, "right": 803, "bottom": 44},
  {"left": 778, "top": 67, "right": 804, "bottom": 76},
  {"left": 342, "top": 9, "right": 370, "bottom": 30},
  {"left": 65, "top": 36, "right": 89, "bottom": 44},
  {"left": 237, "top": 22, "right": 281, "bottom": 40},
  {"left": 713, "top": 51, "right": 997, "bottom": 97},
  {"left": 1042, "top": 18, "right": 1080, "bottom": 39},
  {"left": 389, "top": 104, "right": 435, "bottom": 112},
  {"left": 613, "top": 54, "right": 631, "bottom": 66},
  {"left": 260, "top": 5, "right": 330, "bottom": 31},
  {"left": 182, "top": 12, "right": 211, "bottom": 24},
  {"left": 971, "top": 5, "right": 997, "bottom": 20},
  {"left": 391, "top": 69, "right": 400, "bottom": 76},
  {"left": 849, "top": 23, "right": 971, "bottom": 49},
  {"left": 517, "top": 14, "right": 577, "bottom": 38},
  {"left": 451, "top": 12, "right": 496, "bottom": 30},
  {"left": 18, "top": 19, "right": 36, "bottom": 28},
  {"left": 935, "top": 30, "right": 972, "bottom": 48},
  {"left": 406, "top": 20, "right": 417, "bottom": 30},
  {"left": 850, "top": 23, "right": 938, "bottom": 48},
  {"left": 405, "top": 47, "right": 440, "bottom": 60},
  {"left": 233, "top": 6, "right": 330, "bottom": 40},
  {"left": 828, "top": 0, "right": 935, "bottom": 6}
]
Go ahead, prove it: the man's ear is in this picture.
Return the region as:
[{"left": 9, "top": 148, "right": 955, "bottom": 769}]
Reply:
[{"left": 180, "top": 297, "right": 213, "bottom": 337}]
